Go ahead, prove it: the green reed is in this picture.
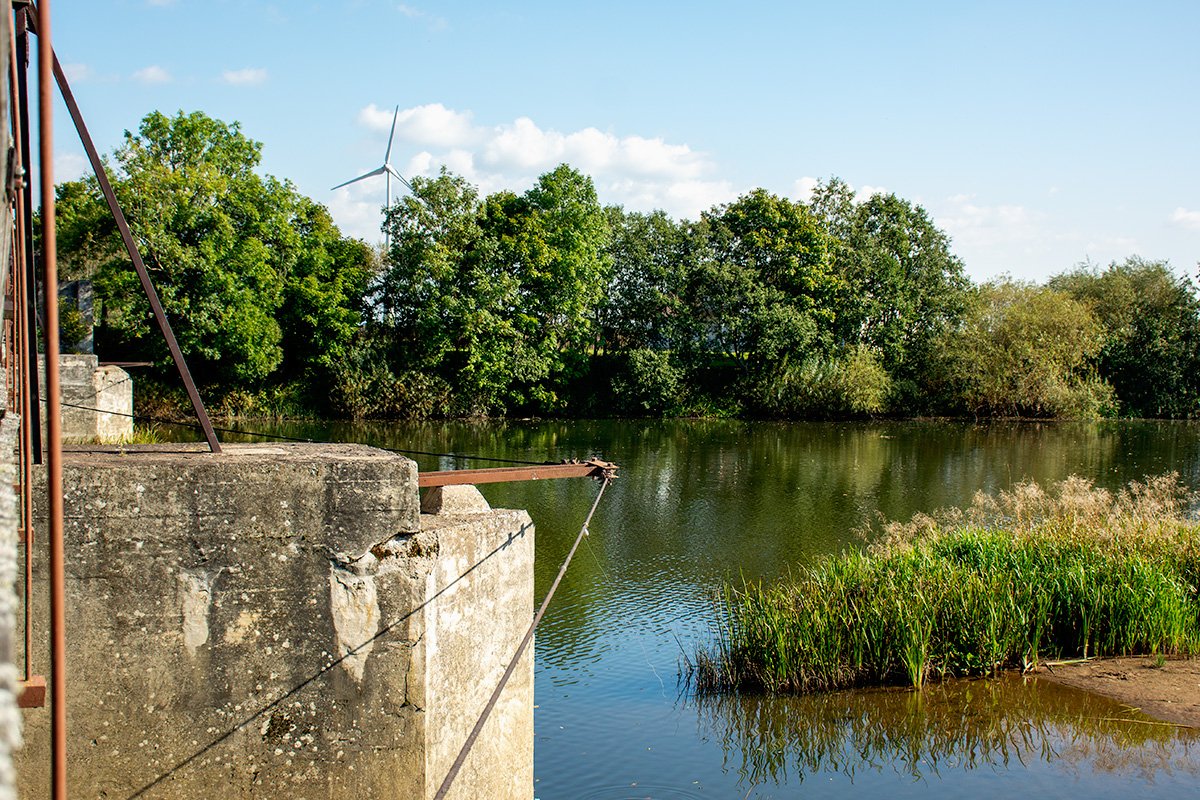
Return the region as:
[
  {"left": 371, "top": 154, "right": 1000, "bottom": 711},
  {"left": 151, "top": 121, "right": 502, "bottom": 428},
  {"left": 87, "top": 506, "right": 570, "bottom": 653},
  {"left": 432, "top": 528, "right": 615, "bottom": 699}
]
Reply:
[{"left": 692, "top": 475, "right": 1200, "bottom": 694}]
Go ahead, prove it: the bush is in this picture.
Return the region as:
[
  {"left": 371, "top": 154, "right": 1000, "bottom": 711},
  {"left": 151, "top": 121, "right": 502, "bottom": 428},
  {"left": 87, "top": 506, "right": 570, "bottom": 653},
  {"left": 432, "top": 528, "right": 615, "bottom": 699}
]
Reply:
[
  {"left": 752, "top": 345, "right": 891, "bottom": 418},
  {"left": 611, "top": 348, "right": 683, "bottom": 415}
]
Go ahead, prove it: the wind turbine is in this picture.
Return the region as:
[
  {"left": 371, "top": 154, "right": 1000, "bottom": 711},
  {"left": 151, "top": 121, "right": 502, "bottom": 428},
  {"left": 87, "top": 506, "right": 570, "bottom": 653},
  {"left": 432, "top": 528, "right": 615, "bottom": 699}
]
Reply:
[{"left": 332, "top": 105, "right": 414, "bottom": 246}]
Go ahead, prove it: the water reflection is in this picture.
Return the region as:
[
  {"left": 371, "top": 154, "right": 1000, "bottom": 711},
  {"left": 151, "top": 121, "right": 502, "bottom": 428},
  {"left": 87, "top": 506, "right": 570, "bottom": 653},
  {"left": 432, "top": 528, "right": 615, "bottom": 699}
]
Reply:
[
  {"left": 695, "top": 675, "right": 1200, "bottom": 789},
  {"left": 226, "top": 418, "right": 1200, "bottom": 797}
]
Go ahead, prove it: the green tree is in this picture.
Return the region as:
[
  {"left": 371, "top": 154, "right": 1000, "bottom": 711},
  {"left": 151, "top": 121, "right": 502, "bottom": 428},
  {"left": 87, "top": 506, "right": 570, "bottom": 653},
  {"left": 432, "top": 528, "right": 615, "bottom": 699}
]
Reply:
[
  {"left": 1050, "top": 258, "right": 1200, "bottom": 418},
  {"left": 597, "top": 206, "right": 690, "bottom": 352},
  {"left": 381, "top": 165, "right": 610, "bottom": 413},
  {"left": 55, "top": 110, "right": 370, "bottom": 394},
  {"left": 809, "top": 178, "right": 970, "bottom": 407},
  {"left": 936, "top": 281, "right": 1114, "bottom": 418},
  {"left": 686, "top": 189, "right": 834, "bottom": 379}
]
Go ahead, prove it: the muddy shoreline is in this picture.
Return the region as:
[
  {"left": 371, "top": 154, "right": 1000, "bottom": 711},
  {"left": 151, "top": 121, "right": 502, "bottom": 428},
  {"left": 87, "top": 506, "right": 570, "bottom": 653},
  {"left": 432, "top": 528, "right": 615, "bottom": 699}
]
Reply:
[{"left": 1036, "top": 656, "right": 1200, "bottom": 728}]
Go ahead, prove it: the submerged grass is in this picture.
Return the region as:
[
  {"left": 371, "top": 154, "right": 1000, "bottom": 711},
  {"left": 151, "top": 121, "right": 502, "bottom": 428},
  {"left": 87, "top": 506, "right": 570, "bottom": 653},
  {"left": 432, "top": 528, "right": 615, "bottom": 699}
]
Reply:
[{"left": 691, "top": 474, "right": 1200, "bottom": 694}]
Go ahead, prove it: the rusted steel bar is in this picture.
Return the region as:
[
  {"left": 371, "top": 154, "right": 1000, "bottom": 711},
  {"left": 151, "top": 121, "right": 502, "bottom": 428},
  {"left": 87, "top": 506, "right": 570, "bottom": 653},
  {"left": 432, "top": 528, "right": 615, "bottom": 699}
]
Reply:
[
  {"left": 44, "top": 44, "right": 221, "bottom": 453},
  {"left": 13, "top": 9, "right": 41, "bottom": 464},
  {"left": 36, "top": 2, "right": 68, "bottom": 796},
  {"left": 418, "top": 459, "right": 618, "bottom": 487}
]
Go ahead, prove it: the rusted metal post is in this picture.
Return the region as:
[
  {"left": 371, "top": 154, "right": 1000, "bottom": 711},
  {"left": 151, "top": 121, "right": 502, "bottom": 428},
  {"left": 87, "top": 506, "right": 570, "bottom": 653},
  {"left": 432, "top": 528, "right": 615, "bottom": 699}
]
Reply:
[{"left": 35, "top": 1, "right": 68, "bottom": 796}]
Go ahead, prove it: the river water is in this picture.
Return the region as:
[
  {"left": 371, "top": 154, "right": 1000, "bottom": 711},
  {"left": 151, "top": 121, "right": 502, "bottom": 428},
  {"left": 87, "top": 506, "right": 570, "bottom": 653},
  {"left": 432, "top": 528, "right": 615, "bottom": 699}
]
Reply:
[{"left": 241, "top": 419, "right": 1200, "bottom": 798}]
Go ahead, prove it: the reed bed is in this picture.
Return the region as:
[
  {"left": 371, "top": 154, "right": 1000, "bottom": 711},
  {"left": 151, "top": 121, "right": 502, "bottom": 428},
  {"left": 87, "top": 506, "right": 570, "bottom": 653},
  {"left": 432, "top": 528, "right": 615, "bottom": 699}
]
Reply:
[{"left": 691, "top": 474, "right": 1200, "bottom": 694}]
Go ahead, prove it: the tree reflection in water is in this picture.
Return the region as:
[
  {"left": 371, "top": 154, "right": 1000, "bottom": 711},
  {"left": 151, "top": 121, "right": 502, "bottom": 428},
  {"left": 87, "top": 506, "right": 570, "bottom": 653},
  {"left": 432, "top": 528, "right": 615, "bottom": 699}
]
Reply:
[{"left": 693, "top": 674, "right": 1200, "bottom": 789}]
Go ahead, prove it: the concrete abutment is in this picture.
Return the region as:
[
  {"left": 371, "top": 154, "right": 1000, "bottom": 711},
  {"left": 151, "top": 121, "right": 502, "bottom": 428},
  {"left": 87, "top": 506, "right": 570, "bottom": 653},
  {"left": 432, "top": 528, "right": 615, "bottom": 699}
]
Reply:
[{"left": 15, "top": 443, "right": 533, "bottom": 799}]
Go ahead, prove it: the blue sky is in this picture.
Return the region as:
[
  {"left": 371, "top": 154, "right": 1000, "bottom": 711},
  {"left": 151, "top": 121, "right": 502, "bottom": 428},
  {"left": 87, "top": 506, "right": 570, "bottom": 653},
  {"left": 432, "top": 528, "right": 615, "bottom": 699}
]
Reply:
[{"left": 47, "top": 1, "right": 1200, "bottom": 282}]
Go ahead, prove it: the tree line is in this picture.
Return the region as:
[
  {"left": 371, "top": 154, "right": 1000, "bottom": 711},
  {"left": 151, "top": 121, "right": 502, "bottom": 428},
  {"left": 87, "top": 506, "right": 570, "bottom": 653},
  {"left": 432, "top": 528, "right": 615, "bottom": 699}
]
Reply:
[{"left": 52, "top": 110, "right": 1200, "bottom": 420}]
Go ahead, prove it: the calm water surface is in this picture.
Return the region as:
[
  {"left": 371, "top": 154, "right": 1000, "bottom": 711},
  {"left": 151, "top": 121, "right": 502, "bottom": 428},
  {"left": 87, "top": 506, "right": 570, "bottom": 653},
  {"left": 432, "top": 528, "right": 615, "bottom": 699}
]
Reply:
[{"left": 240, "top": 419, "right": 1200, "bottom": 798}]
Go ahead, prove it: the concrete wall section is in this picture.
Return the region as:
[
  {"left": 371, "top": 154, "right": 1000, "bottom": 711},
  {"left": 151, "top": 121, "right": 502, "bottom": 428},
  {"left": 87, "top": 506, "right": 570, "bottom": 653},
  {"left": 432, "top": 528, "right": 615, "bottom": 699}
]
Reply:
[
  {"left": 16, "top": 444, "right": 533, "bottom": 799},
  {"left": 420, "top": 490, "right": 534, "bottom": 800},
  {"left": 36, "top": 354, "right": 133, "bottom": 442}
]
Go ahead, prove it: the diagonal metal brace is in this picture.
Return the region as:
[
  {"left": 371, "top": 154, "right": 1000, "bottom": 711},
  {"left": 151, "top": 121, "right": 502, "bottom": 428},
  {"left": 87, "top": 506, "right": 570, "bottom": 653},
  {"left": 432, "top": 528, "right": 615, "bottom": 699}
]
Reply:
[{"left": 26, "top": 10, "right": 220, "bottom": 452}]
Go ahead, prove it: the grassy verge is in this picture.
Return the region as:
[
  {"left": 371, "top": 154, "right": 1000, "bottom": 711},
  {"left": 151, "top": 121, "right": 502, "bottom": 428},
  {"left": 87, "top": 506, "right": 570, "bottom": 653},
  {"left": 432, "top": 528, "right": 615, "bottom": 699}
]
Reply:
[{"left": 691, "top": 474, "right": 1200, "bottom": 694}]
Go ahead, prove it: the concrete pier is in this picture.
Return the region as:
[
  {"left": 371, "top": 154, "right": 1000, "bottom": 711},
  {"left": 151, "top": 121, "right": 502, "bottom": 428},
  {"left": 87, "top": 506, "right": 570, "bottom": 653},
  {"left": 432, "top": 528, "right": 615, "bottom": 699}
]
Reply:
[{"left": 16, "top": 444, "right": 533, "bottom": 799}]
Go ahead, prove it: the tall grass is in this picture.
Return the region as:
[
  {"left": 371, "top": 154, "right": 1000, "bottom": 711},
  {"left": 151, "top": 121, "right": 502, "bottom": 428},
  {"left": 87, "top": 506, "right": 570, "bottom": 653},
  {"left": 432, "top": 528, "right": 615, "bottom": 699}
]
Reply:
[{"left": 691, "top": 474, "right": 1200, "bottom": 694}]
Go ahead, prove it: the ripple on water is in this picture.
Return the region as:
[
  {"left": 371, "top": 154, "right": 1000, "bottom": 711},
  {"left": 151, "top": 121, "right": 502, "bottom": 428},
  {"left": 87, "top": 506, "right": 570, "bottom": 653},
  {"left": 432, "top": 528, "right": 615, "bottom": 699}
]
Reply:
[{"left": 570, "top": 784, "right": 708, "bottom": 800}]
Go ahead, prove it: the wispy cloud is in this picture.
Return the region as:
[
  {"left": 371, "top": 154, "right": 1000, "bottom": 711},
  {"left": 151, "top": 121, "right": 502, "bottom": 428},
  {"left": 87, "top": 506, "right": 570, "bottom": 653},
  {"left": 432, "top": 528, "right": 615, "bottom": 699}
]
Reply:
[
  {"left": 933, "top": 193, "right": 1042, "bottom": 251},
  {"left": 55, "top": 152, "right": 90, "bottom": 183},
  {"left": 396, "top": 3, "right": 448, "bottom": 30},
  {"left": 132, "top": 65, "right": 171, "bottom": 84},
  {"left": 221, "top": 67, "right": 268, "bottom": 86},
  {"left": 62, "top": 63, "right": 92, "bottom": 82},
  {"left": 1169, "top": 207, "right": 1200, "bottom": 230}
]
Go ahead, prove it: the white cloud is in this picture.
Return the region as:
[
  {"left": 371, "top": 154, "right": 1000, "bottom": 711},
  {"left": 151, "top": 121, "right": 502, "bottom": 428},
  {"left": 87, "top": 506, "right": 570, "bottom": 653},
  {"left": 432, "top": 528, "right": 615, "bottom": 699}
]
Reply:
[
  {"left": 793, "top": 176, "right": 819, "bottom": 202},
  {"left": 62, "top": 63, "right": 92, "bottom": 82},
  {"left": 1169, "top": 207, "right": 1200, "bottom": 230},
  {"left": 221, "top": 67, "right": 268, "bottom": 86},
  {"left": 331, "top": 104, "right": 734, "bottom": 240},
  {"left": 132, "top": 65, "right": 171, "bottom": 84},
  {"left": 360, "top": 103, "right": 480, "bottom": 148},
  {"left": 932, "top": 193, "right": 1041, "bottom": 252},
  {"left": 396, "top": 4, "right": 448, "bottom": 30},
  {"left": 54, "top": 152, "right": 90, "bottom": 183},
  {"left": 327, "top": 178, "right": 390, "bottom": 244},
  {"left": 1084, "top": 235, "right": 1139, "bottom": 255},
  {"left": 855, "top": 184, "right": 887, "bottom": 201}
]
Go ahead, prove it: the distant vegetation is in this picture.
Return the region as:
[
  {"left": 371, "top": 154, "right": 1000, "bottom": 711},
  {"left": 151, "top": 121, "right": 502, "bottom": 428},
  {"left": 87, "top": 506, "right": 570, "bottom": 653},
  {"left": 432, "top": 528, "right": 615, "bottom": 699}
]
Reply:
[
  {"left": 52, "top": 110, "right": 1200, "bottom": 420},
  {"left": 690, "top": 475, "right": 1200, "bottom": 694}
]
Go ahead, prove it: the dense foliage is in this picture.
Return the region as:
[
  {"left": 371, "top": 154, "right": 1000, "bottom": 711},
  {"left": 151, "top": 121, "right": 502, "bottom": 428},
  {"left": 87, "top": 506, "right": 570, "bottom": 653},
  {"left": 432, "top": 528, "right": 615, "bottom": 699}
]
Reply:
[{"left": 53, "top": 110, "right": 1200, "bottom": 420}]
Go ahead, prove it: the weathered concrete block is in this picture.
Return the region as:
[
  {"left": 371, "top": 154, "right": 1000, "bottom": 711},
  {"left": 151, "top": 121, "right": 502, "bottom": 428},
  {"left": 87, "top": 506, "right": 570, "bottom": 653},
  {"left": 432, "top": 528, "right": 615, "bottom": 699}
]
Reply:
[
  {"left": 36, "top": 354, "right": 133, "bottom": 442},
  {"left": 16, "top": 444, "right": 533, "bottom": 800}
]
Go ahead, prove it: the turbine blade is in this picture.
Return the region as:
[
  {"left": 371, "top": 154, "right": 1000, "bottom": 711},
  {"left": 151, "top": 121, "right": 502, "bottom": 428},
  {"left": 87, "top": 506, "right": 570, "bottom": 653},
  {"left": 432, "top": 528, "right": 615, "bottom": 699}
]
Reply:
[
  {"left": 385, "top": 104, "right": 400, "bottom": 162},
  {"left": 330, "top": 165, "right": 387, "bottom": 191},
  {"left": 386, "top": 165, "right": 415, "bottom": 194}
]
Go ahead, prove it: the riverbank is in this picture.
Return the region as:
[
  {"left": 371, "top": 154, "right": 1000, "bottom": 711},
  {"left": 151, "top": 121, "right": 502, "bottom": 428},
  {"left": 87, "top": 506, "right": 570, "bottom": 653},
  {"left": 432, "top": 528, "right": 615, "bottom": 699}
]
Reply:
[{"left": 1039, "top": 656, "right": 1200, "bottom": 728}]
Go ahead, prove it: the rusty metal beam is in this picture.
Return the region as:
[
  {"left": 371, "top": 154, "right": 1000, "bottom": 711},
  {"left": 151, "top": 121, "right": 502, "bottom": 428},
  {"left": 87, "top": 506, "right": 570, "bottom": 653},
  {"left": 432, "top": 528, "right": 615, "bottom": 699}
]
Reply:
[
  {"left": 418, "top": 460, "right": 618, "bottom": 487},
  {"left": 23, "top": 6, "right": 221, "bottom": 453},
  {"left": 34, "top": 2, "right": 68, "bottom": 797}
]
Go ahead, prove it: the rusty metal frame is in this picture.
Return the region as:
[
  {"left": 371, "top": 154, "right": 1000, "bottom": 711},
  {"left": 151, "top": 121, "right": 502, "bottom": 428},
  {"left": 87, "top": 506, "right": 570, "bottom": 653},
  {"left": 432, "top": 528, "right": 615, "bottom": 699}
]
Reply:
[
  {"left": 418, "top": 459, "right": 618, "bottom": 488},
  {"left": 23, "top": 5, "right": 220, "bottom": 453}
]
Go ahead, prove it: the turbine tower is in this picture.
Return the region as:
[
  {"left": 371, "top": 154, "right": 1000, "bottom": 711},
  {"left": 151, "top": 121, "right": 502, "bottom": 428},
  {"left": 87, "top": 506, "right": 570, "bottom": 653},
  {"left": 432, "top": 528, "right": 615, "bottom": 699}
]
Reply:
[{"left": 332, "top": 105, "right": 413, "bottom": 247}]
